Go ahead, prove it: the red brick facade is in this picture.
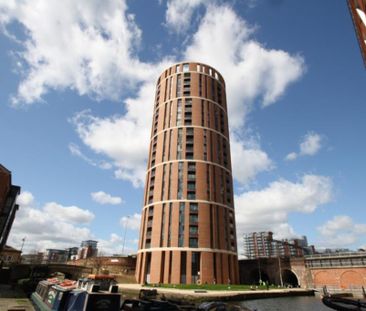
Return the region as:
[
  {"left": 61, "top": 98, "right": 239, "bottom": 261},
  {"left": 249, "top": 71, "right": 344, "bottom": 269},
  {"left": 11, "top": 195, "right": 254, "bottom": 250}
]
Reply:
[
  {"left": 348, "top": 0, "right": 366, "bottom": 66},
  {"left": 136, "top": 62, "right": 239, "bottom": 284},
  {"left": 311, "top": 268, "right": 366, "bottom": 289}
]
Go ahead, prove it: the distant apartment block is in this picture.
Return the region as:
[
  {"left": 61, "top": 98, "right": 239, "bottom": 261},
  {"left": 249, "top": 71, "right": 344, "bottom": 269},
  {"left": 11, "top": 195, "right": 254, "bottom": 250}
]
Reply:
[
  {"left": 66, "top": 247, "right": 79, "bottom": 260},
  {"left": 243, "top": 231, "right": 314, "bottom": 259},
  {"left": 0, "top": 164, "right": 21, "bottom": 251},
  {"left": 78, "top": 240, "right": 98, "bottom": 259},
  {"left": 0, "top": 245, "right": 21, "bottom": 266},
  {"left": 43, "top": 249, "right": 68, "bottom": 263},
  {"left": 21, "top": 252, "right": 44, "bottom": 264}
]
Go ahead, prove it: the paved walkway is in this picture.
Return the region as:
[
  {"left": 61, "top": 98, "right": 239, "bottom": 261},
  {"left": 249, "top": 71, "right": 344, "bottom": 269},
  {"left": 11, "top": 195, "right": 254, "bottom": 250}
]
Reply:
[
  {"left": 0, "top": 298, "right": 35, "bottom": 311},
  {"left": 117, "top": 283, "right": 314, "bottom": 301}
]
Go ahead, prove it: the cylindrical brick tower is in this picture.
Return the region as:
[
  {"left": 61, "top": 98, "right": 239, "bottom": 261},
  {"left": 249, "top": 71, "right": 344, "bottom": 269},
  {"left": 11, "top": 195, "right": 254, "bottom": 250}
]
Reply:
[{"left": 136, "top": 62, "right": 239, "bottom": 285}]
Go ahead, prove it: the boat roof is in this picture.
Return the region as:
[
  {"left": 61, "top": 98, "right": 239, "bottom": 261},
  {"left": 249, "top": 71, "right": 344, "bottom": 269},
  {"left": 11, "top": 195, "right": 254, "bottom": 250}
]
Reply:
[{"left": 86, "top": 274, "right": 115, "bottom": 280}]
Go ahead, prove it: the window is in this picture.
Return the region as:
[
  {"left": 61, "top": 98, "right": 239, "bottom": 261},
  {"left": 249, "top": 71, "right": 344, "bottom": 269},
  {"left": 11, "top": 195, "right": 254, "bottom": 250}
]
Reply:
[
  {"left": 189, "top": 238, "right": 198, "bottom": 248},
  {"left": 168, "top": 163, "right": 172, "bottom": 199},
  {"left": 203, "top": 129, "right": 207, "bottom": 161},
  {"left": 189, "top": 226, "right": 198, "bottom": 234},
  {"left": 190, "top": 203, "right": 198, "bottom": 212},
  {"left": 160, "top": 204, "right": 165, "bottom": 247},
  {"left": 199, "top": 75, "right": 203, "bottom": 97},
  {"left": 183, "top": 63, "right": 189, "bottom": 72},
  {"left": 148, "top": 169, "right": 155, "bottom": 204},
  {"left": 183, "top": 73, "right": 190, "bottom": 96},
  {"left": 169, "top": 76, "right": 173, "bottom": 99},
  {"left": 187, "top": 192, "right": 196, "bottom": 199},
  {"left": 168, "top": 129, "right": 172, "bottom": 160},
  {"left": 197, "top": 64, "right": 200, "bottom": 72},
  {"left": 206, "top": 164, "right": 210, "bottom": 198},
  {"left": 176, "top": 74, "right": 182, "bottom": 97},
  {"left": 185, "top": 99, "right": 192, "bottom": 125},
  {"left": 169, "top": 101, "right": 173, "bottom": 127},
  {"left": 180, "top": 252, "right": 187, "bottom": 283},
  {"left": 177, "top": 162, "right": 184, "bottom": 199},
  {"left": 161, "top": 164, "right": 166, "bottom": 200},
  {"left": 177, "top": 128, "right": 183, "bottom": 159},
  {"left": 217, "top": 84, "right": 222, "bottom": 105},
  {"left": 176, "top": 99, "right": 182, "bottom": 126},
  {"left": 188, "top": 172, "right": 196, "bottom": 180},
  {"left": 188, "top": 162, "right": 195, "bottom": 171},
  {"left": 167, "top": 203, "right": 172, "bottom": 246},
  {"left": 191, "top": 252, "right": 200, "bottom": 282},
  {"left": 176, "top": 65, "right": 180, "bottom": 73},
  {"left": 178, "top": 203, "right": 185, "bottom": 247},
  {"left": 186, "top": 127, "right": 194, "bottom": 159},
  {"left": 190, "top": 214, "right": 198, "bottom": 223},
  {"left": 187, "top": 181, "right": 195, "bottom": 190},
  {"left": 163, "top": 103, "right": 167, "bottom": 128}
]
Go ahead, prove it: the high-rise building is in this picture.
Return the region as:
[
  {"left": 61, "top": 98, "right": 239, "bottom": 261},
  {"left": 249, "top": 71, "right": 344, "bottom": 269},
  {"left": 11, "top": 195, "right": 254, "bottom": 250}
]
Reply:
[
  {"left": 78, "top": 240, "right": 98, "bottom": 259},
  {"left": 348, "top": 0, "right": 366, "bottom": 66},
  {"left": 0, "top": 164, "right": 21, "bottom": 251},
  {"left": 43, "top": 249, "right": 68, "bottom": 264},
  {"left": 136, "top": 62, "right": 239, "bottom": 284},
  {"left": 242, "top": 231, "right": 312, "bottom": 259}
]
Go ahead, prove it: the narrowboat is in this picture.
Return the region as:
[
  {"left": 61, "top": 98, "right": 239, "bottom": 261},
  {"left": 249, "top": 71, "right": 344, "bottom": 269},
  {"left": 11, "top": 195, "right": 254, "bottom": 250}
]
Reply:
[{"left": 31, "top": 275, "right": 120, "bottom": 311}]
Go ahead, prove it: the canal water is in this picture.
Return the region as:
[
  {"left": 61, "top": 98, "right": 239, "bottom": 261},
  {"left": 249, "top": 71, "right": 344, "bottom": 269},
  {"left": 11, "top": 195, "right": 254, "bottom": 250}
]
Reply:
[{"left": 236, "top": 296, "right": 330, "bottom": 311}]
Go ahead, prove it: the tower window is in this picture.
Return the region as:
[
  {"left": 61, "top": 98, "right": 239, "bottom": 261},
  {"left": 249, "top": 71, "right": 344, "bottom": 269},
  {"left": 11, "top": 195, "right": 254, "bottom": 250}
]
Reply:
[
  {"left": 178, "top": 202, "right": 185, "bottom": 247},
  {"left": 183, "top": 63, "right": 189, "bottom": 72}
]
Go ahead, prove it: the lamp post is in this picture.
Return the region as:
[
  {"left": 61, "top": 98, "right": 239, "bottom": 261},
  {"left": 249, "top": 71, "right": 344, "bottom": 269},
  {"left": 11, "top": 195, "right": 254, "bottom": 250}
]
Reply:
[
  {"left": 257, "top": 257, "right": 262, "bottom": 284},
  {"left": 20, "top": 237, "right": 26, "bottom": 252},
  {"left": 122, "top": 216, "right": 130, "bottom": 256},
  {"left": 278, "top": 256, "right": 284, "bottom": 287}
]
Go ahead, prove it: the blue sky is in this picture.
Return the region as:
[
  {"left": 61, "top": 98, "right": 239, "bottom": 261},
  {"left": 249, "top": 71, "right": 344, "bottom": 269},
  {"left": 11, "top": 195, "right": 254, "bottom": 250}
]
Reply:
[{"left": 1, "top": 0, "right": 365, "bottom": 255}]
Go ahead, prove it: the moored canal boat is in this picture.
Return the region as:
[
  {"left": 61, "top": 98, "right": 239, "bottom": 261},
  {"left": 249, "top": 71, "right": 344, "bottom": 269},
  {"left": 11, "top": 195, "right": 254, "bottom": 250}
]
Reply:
[{"left": 31, "top": 275, "right": 120, "bottom": 310}]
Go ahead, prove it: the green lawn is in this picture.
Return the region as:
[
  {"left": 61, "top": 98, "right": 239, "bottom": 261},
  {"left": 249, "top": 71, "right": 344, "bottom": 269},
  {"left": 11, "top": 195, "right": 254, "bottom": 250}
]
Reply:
[{"left": 144, "top": 284, "right": 282, "bottom": 291}]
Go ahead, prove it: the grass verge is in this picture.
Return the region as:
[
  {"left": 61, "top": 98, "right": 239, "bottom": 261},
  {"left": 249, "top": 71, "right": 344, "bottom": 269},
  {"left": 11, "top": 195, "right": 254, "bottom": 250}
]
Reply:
[{"left": 144, "top": 284, "right": 283, "bottom": 291}]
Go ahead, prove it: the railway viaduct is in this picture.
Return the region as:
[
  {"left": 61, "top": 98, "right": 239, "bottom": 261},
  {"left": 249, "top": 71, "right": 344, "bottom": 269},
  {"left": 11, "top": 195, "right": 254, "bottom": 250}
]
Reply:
[{"left": 239, "top": 251, "right": 366, "bottom": 294}]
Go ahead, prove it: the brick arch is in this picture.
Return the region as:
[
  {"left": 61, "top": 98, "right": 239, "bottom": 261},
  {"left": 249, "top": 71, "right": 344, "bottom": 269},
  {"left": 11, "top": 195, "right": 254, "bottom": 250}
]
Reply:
[
  {"left": 282, "top": 269, "right": 299, "bottom": 287},
  {"left": 340, "top": 270, "right": 364, "bottom": 289},
  {"left": 313, "top": 271, "right": 337, "bottom": 288}
]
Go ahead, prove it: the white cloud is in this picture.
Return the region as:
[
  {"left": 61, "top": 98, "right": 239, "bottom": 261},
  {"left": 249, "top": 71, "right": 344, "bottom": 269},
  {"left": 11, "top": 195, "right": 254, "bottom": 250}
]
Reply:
[
  {"left": 68, "top": 143, "right": 112, "bottom": 170},
  {"left": 235, "top": 175, "right": 333, "bottom": 239},
  {"left": 0, "top": 0, "right": 154, "bottom": 105},
  {"left": 231, "top": 135, "right": 273, "bottom": 185},
  {"left": 184, "top": 4, "right": 305, "bottom": 129},
  {"left": 285, "top": 152, "right": 298, "bottom": 161},
  {"left": 98, "top": 233, "right": 137, "bottom": 255},
  {"left": 120, "top": 213, "right": 141, "bottom": 231},
  {"left": 71, "top": 107, "right": 150, "bottom": 188},
  {"left": 165, "top": 0, "right": 207, "bottom": 33},
  {"left": 9, "top": 191, "right": 138, "bottom": 255},
  {"left": 91, "top": 191, "right": 123, "bottom": 205},
  {"left": 8, "top": 192, "right": 94, "bottom": 252},
  {"left": 286, "top": 131, "right": 323, "bottom": 161},
  {"left": 43, "top": 202, "right": 94, "bottom": 224},
  {"left": 182, "top": 4, "right": 305, "bottom": 184},
  {"left": 300, "top": 132, "right": 322, "bottom": 156},
  {"left": 16, "top": 191, "right": 34, "bottom": 207},
  {"left": 318, "top": 215, "right": 353, "bottom": 237},
  {"left": 317, "top": 215, "right": 366, "bottom": 249},
  {"left": 2, "top": 2, "right": 305, "bottom": 189}
]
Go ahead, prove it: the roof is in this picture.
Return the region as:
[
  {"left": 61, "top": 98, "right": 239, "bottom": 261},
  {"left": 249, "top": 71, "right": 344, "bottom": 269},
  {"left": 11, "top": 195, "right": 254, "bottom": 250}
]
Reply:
[{"left": 1, "top": 245, "right": 21, "bottom": 253}]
